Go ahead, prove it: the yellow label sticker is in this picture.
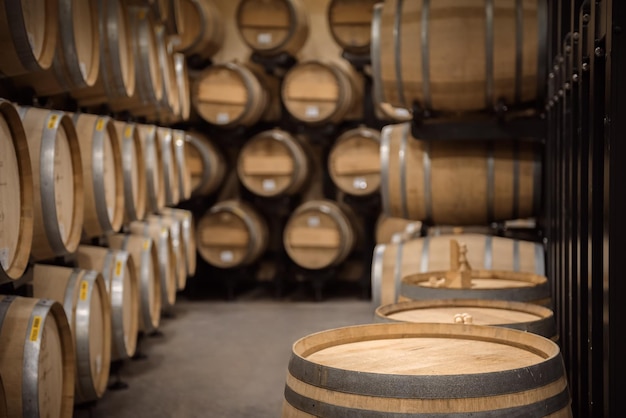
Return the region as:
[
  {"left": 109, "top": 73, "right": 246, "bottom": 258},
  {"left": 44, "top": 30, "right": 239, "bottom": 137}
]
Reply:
[
  {"left": 143, "top": 239, "right": 151, "bottom": 250},
  {"left": 125, "top": 125, "right": 133, "bottom": 138},
  {"left": 47, "top": 114, "right": 58, "bottom": 129},
  {"left": 80, "top": 280, "right": 89, "bottom": 301},
  {"left": 115, "top": 261, "right": 122, "bottom": 276},
  {"left": 95, "top": 118, "right": 105, "bottom": 131},
  {"left": 30, "top": 316, "right": 42, "bottom": 342}
]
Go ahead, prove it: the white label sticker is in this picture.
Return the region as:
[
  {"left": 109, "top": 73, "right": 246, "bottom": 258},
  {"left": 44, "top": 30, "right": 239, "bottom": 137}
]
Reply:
[
  {"left": 307, "top": 216, "right": 320, "bottom": 228},
  {"left": 395, "top": 108, "right": 411, "bottom": 118},
  {"left": 0, "top": 248, "right": 9, "bottom": 270},
  {"left": 353, "top": 177, "right": 368, "bottom": 190},
  {"left": 262, "top": 179, "right": 276, "bottom": 191},
  {"left": 216, "top": 112, "right": 230, "bottom": 124},
  {"left": 220, "top": 251, "right": 234, "bottom": 263},
  {"left": 305, "top": 106, "right": 319, "bottom": 119},
  {"left": 27, "top": 32, "right": 35, "bottom": 49},
  {"left": 257, "top": 33, "right": 272, "bottom": 45}
]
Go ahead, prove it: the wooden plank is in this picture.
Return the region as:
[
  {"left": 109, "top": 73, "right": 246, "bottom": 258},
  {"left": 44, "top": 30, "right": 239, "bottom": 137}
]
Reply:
[
  {"left": 200, "top": 228, "right": 249, "bottom": 247},
  {"left": 242, "top": 155, "right": 294, "bottom": 175},
  {"left": 288, "top": 227, "right": 340, "bottom": 248},
  {"left": 334, "top": 154, "right": 380, "bottom": 175}
]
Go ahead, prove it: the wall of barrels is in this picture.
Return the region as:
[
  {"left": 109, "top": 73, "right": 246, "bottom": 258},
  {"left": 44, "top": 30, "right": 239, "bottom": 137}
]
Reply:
[{"left": 0, "top": 0, "right": 200, "bottom": 414}]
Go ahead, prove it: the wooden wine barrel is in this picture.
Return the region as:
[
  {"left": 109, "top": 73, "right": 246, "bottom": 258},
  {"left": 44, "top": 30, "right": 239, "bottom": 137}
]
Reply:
[
  {"left": 72, "top": 113, "right": 125, "bottom": 238},
  {"left": 372, "top": 233, "right": 546, "bottom": 307},
  {"left": 0, "top": 100, "right": 33, "bottom": 280},
  {"left": 108, "top": 233, "right": 162, "bottom": 333},
  {"left": 155, "top": 27, "right": 180, "bottom": 120},
  {"left": 163, "top": 0, "right": 184, "bottom": 35},
  {"left": 71, "top": 0, "right": 135, "bottom": 105},
  {"left": 192, "top": 63, "right": 268, "bottom": 128},
  {"left": 109, "top": 7, "right": 163, "bottom": 114},
  {"left": 148, "top": 214, "right": 186, "bottom": 291},
  {"left": 327, "top": 0, "right": 378, "bottom": 54},
  {"left": 237, "top": 129, "right": 309, "bottom": 198},
  {"left": 156, "top": 127, "right": 180, "bottom": 206},
  {"left": 129, "top": 220, "right": 177, "bottom": 310},
  {"left": 236, "top": 0, "right": 308, "bottom": 56},
  {"left": 282, "top": 61, "right": 357, "bottom": 124},
  {"left": 75, "top": 245, "right": 139, "bottom": 361},
  {"left": 374, "top": 215, "right": 419, "bottom": 244},
  {"left": 32, "top": 265, "right": 112, "bottom": 404},
  {"left": 172, "top": 130, "right": 192, "bottom": 201},
  {"left": 380, "top": 123, "right": 542, "bottom": 225},
  {"left": 136, "top": 124, "right": 166, "bottom": 212},
  {"left": 12, "top": 0, "right": 100, "bottom": 96},
  {"left": 113, "top": 121, "right": 147, "bottom": 222},
  {"left": 328, "top": 127, "right": 380, "bottom": 196},
  {"left": 0, "top": 295, "right": 75, "bottom": 418},
  {"left": 284, "top": 200, "right": 355, "bottom": 270},
  {"left": 161, "top": 208, "right": 196, "bottom": 277},
  {"left": 18, "top": 106, "right": 84, "bottom": 261},
  {"left": 185, "top": 132, "right": 226, "bottom": 197},
  {"left": 197, "top": 200, "right": 268, "bottom": 269},
  {"left": 175, "top": 0, "right": 224, "bottom": 59},
  {"left": 0, "top": 0, "right": 58, "bottom": 76},
  {"left": 283, "top": 323, "right": 572, "bottom": 417},
  {"left": 375, "top": 299, "right": 556, "bottom": 339},
  {"left": 372, "top": 0, "right": 548, "bottom": 114}
]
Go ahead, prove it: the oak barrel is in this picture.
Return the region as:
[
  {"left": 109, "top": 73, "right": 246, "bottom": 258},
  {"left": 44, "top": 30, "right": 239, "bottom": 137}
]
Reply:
[
  {"left": 372, "top": 232, "right": 546, "bottom": 306},
  {"left": 237, "top": 129, "right": 309, "bottom": 198},
  {"left": 175, "top": 0, "right": 224, "bottom": 59},
  {"left": 375, "top": 299, "right": 556, "bottom": 339},
  {"left": 374, "top": 215, "right": 418, "bottom": 244},
  {"left": 113, "top": 121, "right": 147, "bottom": 222},
  {"left": 380, "top": 123, "right": 542, "bottom": 224},
  {"left": 136, "top": 124, "right": 166, "bottom": 212},
  {"left": 161, "top": 208, "right": 197, "bottom": 278},
  {"left": 32, "top": 265, "right": 112, "bottom": 404},
  {"left": 12, "top": 0, "right": 100, "bottom": 96},
  {"left": 372, "top": 0, "right": 547, "bottom": 114},
  {"left": 108, "top": 233, "right": 162, "bottom": 333},
  {"left": 156, "top": 127, "right": 180, "bottom": 206},
  {"left": 327, "top": 0, "right": 378, "bottom": 54},
  {"left": 172, "top": 53, "right": 191, "bottom": 123},
  {"left": 18, "top": 106, "right": 84, "bottom": 261},
  {"left": 236, "top": 0, "right": 308, "bottom": 56},
  {"left": 283, "top": 200, "right": 355, "bottom": 270},
  {"left": 283, "top": 323, "right": 572, "bottom": 417},
  {"left": 109, "top": 7, "right": 163, "bottom": 114},
  {"left": 172, "top": 129, "right": 192, "bottom": 201},
  {"left": 75, "top": 245, "right": 139, "bottom": 361},
  {"left": 72, "top": 113, "right": 125, "bottom": 238},
  {"left": 0, "top": 0, "right": 58, "bottom": 76},
  {"left": 0, "top": 295, "right": 75, "bottom": 418},
  {"left": 148, "top": 214, "right": 187, "bottom": 291},
  {"left": 185, "top": 132, "right": 226, "bottom": 197},
  {"left": 71, "top": 0, "right": 135, "bottom": 105},
  {"left": 192, "top": 62, "right": 268, "bottom": 128},
  {"left": 0, "top": 100, "right": 33, "bottom": 280},
  {"left": 129, "top": 220, "right": 177, "bottom": 310},
  {"left": 328, "top": 127, "right": 380, "bottom": 196},
  {"left": 197, "top": 200, "right": 268, "bottom": 269},
  {"left": 282, "top": 61, "right": 357, "bottom": 124}
]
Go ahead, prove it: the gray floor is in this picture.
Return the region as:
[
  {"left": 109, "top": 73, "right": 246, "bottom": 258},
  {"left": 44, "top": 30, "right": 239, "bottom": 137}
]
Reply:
[{"left": 86, "top": 288, "right": 374, "bottom": 418}]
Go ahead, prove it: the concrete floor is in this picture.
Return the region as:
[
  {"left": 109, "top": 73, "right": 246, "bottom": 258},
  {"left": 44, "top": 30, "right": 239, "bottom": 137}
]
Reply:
[{"left": 85, "top": 285, "right": 374, "bottom": 418}]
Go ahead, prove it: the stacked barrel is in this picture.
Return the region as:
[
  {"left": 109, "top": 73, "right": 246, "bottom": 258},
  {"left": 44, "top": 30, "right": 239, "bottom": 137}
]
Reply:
[
  {"left": 0, "top": 1, "right": 207, "bottom": 414},
  {"left": 281, "top": 1, "right": 573, "bottom": 417}
]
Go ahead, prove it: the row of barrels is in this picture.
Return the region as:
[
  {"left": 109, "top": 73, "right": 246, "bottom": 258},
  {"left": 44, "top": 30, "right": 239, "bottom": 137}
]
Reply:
[
  {"left": 0, "top": 0, "right": 190, "bottom": 124},
  {"left": 0, "top": 102, "right": 213, "bottom": 282},
  {"left": 0, "top": 209, "right": 196, "bottom": 416},
  {"left": 196, "top": 199, "right": 357, "bottom": 271},
  {"left": 191, "top": 60, "right": 362, "bottom": 127}
]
